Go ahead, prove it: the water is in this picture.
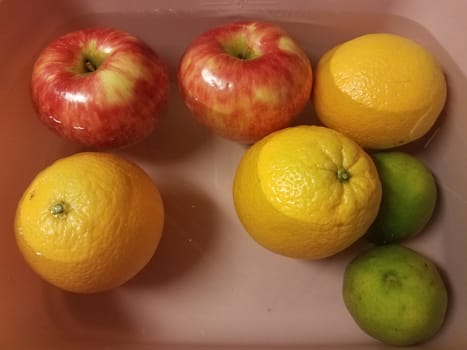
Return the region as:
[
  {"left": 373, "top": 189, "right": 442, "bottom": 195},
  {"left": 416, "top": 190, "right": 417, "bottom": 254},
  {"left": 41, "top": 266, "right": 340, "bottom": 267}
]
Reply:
[{"left": 4, "top": 8, "right": 467, "bottom": 348}]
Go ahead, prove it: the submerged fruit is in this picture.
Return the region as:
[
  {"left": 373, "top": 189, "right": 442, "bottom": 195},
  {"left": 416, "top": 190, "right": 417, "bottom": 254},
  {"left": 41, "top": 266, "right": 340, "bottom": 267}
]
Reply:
[
  {"left": 313, "top": 33, "right": 447, "bottom": 149},
  {"left": 233, "top": 125, "right": 381, "bottom": 259},
  {"left": 15, "top": 152, "right": 164, "bottom": 293},
  {"left": 365, "top": 151, "right": 437, "bottom": 244},
  {"left": 343, "top": 245, "right": 448, "bottom": 346}
]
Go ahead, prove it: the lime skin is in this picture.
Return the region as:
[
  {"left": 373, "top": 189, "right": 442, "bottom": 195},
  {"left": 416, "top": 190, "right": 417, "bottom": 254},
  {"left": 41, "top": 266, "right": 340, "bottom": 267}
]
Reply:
[
  {"left": 365, "top": 151, "right": 437, "bottom": 245},
  {"left": 343, "top": 245, "right": 448, "bottom": 346}
]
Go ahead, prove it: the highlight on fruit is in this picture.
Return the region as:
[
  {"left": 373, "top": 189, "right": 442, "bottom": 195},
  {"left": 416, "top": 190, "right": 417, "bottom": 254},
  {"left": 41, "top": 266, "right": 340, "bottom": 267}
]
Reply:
[{"left": 31, "top": 27, "right": 170, "bottom": 149}]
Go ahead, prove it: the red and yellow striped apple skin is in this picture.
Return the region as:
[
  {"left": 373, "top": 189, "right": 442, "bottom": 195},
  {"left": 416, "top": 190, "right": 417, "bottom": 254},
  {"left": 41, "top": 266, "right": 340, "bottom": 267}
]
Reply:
[{"left": 32, "top": 27, "right": 169, "bottom": 149}]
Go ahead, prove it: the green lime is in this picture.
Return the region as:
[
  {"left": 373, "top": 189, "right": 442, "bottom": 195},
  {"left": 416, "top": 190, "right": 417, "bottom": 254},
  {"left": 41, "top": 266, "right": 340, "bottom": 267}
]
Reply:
[
  {"left": 365, "top": 151, "right": 437, "bottom": 244},
  {"left": 343, "top": 245, "right": 448, "bottom": 346}
]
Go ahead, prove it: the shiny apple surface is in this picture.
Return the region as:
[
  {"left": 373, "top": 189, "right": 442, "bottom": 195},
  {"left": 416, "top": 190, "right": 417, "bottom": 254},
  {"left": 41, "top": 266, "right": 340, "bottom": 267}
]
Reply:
[
  {"left": 178, "top": 21, "right": 313, "bottom": 143},
  {"left": 31, "top": 28, "right": 169, "bottom": 149}
]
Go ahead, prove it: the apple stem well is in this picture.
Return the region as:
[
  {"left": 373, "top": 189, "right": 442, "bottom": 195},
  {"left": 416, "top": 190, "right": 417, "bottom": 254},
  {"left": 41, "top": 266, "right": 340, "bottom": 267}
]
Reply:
[
  {"left": 80, "top": 48, "right": 109, "bottom": 74},
  {"left": 222, "top": 36, "right": 260, "bottom": 60},
  {"left": 84, "top": 60, "right": 97, "bottom": 72}
]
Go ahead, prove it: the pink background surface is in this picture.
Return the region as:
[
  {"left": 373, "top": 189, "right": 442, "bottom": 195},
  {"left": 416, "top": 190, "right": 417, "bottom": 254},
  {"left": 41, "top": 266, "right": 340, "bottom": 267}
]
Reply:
[{"left": 0, "top": 0, "right": 465, "bottom": 348}]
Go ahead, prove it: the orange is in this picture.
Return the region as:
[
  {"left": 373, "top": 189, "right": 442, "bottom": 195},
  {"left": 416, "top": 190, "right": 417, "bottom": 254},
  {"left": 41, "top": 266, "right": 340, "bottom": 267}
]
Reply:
[
  {"left": 312, "top": 33, "right": 447, "bottom": 149},
  {"left": 232, "top": 125, "right": 382, "bottom": 259},
  {"left": 14, "top": 152, "right": 164, "bottom": 293}
]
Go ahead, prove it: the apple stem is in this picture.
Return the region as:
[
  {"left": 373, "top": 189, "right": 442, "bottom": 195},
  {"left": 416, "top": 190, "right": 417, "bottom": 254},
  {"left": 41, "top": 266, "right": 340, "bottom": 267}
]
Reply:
[{"left": 85, "top": 60, "right": 97, "bottom": 72}]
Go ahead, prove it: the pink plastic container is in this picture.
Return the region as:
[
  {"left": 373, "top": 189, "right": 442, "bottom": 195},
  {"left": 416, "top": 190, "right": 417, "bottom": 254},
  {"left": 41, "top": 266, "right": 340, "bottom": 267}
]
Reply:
[{"left": 1, "top": 0, "right": 465, "bottom": 348}]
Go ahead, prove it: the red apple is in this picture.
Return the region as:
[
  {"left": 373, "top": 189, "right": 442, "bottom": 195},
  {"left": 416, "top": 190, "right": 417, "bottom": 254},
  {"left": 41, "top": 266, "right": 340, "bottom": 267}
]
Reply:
[
  {"left": 178, "top": 21, "right": 313, "bottom": 143},
  {"left": 31, "top": 27, "right": 169, "bottom": 149}
]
